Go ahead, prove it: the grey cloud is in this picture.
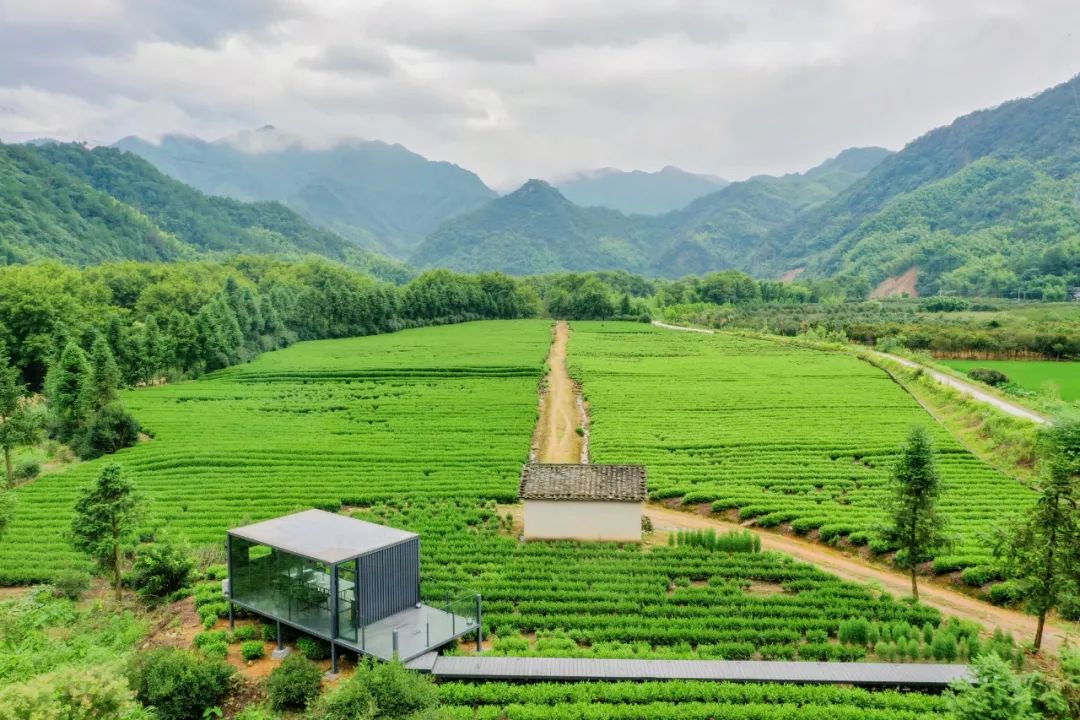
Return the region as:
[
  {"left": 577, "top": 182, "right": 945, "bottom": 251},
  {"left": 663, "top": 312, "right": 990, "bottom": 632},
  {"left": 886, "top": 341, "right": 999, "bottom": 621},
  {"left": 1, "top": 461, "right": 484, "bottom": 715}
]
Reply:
[
  {"left": 1, "top": 0, "right": 1078, "bottom": 188},
  {"left": 300, "top": 45, "right": 399, "bottom": 75}
]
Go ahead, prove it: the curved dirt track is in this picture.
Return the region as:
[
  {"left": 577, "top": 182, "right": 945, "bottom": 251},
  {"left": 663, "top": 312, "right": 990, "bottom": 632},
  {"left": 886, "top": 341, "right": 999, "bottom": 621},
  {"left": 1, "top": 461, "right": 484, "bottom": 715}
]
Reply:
[
  {"left": 648, "top": 505, "right": 1075, "bottom": 654},
  {"left": 871, "top": 351, "right": 1052, "bottom": 425},
  {"left": 535, "top": 321, "right": 585, "bottom": 463}
]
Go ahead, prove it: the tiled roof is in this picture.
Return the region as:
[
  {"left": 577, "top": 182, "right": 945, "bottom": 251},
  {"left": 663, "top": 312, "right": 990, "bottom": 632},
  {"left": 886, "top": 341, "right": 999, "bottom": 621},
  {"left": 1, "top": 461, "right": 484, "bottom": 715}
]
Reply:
[{"left": 519, "top": 464, "right": 647, "bottom": 502}]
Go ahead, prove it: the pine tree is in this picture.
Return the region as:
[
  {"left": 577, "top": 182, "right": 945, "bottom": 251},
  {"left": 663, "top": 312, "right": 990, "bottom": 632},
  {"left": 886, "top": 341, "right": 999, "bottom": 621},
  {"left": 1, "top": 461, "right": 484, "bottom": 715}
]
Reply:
[
  {"left": 879, "top": 426, "right": 949, "bottom": 600},
  {"left": 78, "top": 335, "right": 121, "bottom": 422},
  {"left": 46, "top": 341, "right": 90, "bottom": 442},
  {"left": 996, "top": 420, "right": 1080, "bottom": 651},
  {"left": 139, "top": 315, "right": 164, "bottom": 385},
  {"left": 0, "top": 348, "right": 42, "bottom": 487},
  {"left": 71, "top": 463, "right": 141, "bottom": 601}
]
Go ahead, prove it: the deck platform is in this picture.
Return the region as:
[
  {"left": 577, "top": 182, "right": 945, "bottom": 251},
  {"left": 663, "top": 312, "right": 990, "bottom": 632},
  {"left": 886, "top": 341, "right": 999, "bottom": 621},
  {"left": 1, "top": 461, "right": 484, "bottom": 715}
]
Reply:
[{"left": 418, "top": 656, "right": 971, "bottom": 689}]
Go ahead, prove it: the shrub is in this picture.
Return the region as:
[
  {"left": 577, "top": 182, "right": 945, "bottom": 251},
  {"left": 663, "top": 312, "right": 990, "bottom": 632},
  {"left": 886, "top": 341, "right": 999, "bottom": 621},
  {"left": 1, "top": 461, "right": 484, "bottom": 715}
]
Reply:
[
  {"left": 193, "top": 630, "right": 228, "bottom": 649},
  {"left": 127, "top": 647, "right": 234, "bottom": 720},
  {"left": 988, "top": 580, "right": 1025, "bottom": 606},
  {"left": 932, "top": 632, "right": 959, "bottom": 662},
  {"left": 297, "top": 635, "right": 331, "bottom": 660},
  {"left": 947, "top": 653, "right": 1035, "bottom": 719},
  {"left": 231, "top": 624, "right": 257, "bottom": 642},
  {"left": 241, "top": 640, "right": 265, "bottom": 661},
  {"left": 75, "top": 402, "right": 141, "bottom": 459},
  {"left": 961, "top": 565, "right": 1001, "bottom": 587},
  {"left": 838, "top": 617, "right": 872, "bottom": 646},
  {"left": 201, "top": 641, "right": 228, "bottom": 661},
  {"left": 262, "top": 623, "right": 279, "bottom": 642},
  {"left": 128, "top": 537, "right": 196, "bottom": 605},
  {"left": 309, "top": 675, "right": 375, "bottom": 720},
  {"left": 0, "top": 665, "right": 145, "bottom": 720},
  {"left": 13, "top": 457, "right": 40, "bottom": 482},
  {"left": 50, "top": 568, "right": 92, "bottom": 600},
  {"left": 266, "top": 655, "right": 323, "bottom": 711},
  {"left": 967, "top": 367, "right": 1009, "bottom": 387}
]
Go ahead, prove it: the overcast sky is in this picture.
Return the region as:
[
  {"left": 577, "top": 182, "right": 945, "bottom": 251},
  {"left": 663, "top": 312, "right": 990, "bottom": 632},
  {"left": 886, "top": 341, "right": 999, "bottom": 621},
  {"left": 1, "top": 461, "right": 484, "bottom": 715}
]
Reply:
[{"left": 1, "top": 0, "right": 1078, "bottom": 189}]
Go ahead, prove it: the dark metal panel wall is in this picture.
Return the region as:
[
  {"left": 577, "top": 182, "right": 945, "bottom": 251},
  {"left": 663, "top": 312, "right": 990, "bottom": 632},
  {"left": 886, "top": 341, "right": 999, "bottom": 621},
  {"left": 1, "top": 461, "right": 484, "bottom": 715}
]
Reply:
[{"left": 358, "top": 538, "right": 420, "bottom": 625}]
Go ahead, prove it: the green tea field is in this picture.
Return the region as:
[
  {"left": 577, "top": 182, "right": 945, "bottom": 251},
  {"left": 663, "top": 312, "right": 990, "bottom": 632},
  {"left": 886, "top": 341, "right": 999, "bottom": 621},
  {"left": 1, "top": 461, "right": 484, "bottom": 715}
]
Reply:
[
  {"left": 573, "top": 323, "right": 1035, "bottom": 570},
  {"left": 0, "top": 320, "right": 551, "bottom": 583},
  {"left": 3, "top": 319, "right": 1008, "bottom": 665},
  {"left": 940, "top": 359, "right": 1080, "bottom": 402}
]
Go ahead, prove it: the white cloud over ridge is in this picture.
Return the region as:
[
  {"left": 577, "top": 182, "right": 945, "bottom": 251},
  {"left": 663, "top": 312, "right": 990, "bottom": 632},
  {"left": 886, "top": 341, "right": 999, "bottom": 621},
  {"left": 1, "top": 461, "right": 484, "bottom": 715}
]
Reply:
[{"left": 0, "top": 0, "right": 1077, "bottom": 188}]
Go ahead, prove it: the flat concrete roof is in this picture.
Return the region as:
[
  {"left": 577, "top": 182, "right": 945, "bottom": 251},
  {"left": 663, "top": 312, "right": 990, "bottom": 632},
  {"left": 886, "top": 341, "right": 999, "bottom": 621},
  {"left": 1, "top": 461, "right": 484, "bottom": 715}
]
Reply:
[{"left": 228, "top": 509, "right": 417, "bottom": 564}]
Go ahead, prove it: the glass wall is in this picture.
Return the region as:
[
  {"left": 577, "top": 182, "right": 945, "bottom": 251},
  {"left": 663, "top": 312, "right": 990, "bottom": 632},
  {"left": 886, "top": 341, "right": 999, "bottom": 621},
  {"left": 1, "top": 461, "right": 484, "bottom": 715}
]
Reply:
[
  {"left": 229, "top": 536, "right": 333, "bottom": 637},
  {"left": 335, "top": 560, "right": 358, "bottom": 643}
]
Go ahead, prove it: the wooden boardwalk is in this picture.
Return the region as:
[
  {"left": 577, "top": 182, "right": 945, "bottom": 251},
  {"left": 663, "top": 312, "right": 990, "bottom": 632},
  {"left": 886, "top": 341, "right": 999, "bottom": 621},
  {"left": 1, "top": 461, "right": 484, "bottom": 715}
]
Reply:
[{"left": 409, "top": 655, "right": 970, "bottom": 689}]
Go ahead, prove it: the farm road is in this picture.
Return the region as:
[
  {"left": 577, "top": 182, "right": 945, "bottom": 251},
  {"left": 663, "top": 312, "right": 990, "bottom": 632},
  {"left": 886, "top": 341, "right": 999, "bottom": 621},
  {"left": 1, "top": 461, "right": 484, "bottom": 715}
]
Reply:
[
  {"left": 648, "top": 505, "right": 1075, "bottom": 654},
  {"left": 534, "top": 321, "right": 586, "bottom": 463},
  {"left": 870, "top": 351, "right": 1052, "bottom": 425}
]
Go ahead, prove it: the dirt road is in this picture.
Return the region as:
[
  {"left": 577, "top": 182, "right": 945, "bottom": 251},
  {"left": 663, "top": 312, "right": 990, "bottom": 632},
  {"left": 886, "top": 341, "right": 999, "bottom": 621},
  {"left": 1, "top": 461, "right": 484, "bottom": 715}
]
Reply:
[
  {"left": 651, "top": 320, "right": 714, "bottom": 334},
  {"left": 647, "top": 504, "right": 1075, "bottom": 654},
  {"left": 871, "top": 351, "right": 1051, "bottom": 425},
  {"left": 534, "top": 321, "right": 585, "bottom": 463}
]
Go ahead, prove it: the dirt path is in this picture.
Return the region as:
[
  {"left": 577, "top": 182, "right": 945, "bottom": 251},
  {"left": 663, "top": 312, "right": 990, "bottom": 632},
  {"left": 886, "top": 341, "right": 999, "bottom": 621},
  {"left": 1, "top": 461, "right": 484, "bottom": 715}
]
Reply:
[
  {"left": 534, "top": 321, "right": 586, "bottom": 463},
  {"left": 647, "top": 505, "right": 1075, "bottom": 654},
  {"left": 871, "top": 351, "right": 1051, "bottom": 425},
  {"left": 651, "top": 320, "right": 714, "bottom": 334}
]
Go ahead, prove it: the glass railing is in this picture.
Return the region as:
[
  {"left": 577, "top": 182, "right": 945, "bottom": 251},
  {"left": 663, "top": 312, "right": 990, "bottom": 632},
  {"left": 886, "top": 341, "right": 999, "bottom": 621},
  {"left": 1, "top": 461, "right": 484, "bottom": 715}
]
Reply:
[{"left": 348, "top": 590, "right": 480, "bottom": 661}]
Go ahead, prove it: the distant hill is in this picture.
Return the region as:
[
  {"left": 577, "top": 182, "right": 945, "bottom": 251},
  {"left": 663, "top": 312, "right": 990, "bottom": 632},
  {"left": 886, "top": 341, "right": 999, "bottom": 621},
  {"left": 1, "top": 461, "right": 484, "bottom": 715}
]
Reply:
[
  {"left": 759, "top": 73, "right": 1080, "bottom": 296},
  {"left": 415, "top": 148, "right": 890, "bottom": 276},
  {"left": 555, "top": 166, "right": 727, "bottom": 215},
  {"left": 114, "top": 128, "right": 496, "bottom": 258},
  {"left": 411, "top": 180, "right": 649, "bottom": 274},
  {"left": 0, "top": 142, "right": 409, "bottom": 281}
]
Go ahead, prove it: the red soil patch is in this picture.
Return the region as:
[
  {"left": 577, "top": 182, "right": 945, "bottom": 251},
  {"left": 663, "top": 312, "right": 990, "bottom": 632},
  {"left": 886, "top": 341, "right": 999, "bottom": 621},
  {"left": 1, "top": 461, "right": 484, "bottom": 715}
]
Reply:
[
  {"left": 779, "top": 267, "right": 805, "bottom": 283},
  {"left": 870, "top": 267, "right": 919, "bottom": 299}
]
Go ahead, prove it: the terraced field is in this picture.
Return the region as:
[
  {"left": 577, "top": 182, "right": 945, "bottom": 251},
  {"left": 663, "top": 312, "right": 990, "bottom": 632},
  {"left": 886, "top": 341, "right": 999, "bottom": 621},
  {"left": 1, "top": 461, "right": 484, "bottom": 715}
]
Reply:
[
  {"left": 2, "top": 319, "right": 1006, "bottom": 668},
  {"left": 357, "top": 500, "right": 997, "bottom": 663},
  {"left": 572, "top": 322, "right": 1035, "bottom": 570},
  {"left": 437, "top": 681, "right": 952, "bottom": 719},
  {"left": 0, "top": 321, "right": 551, "bottom": 583}
]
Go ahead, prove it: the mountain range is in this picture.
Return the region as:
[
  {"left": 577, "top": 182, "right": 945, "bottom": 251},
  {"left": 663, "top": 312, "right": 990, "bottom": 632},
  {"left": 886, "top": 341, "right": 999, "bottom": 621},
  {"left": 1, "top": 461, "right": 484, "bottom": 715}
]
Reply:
[
  {"left": 114, "top": 128, "right": 496, "bottom": 258},
  {"left": 554, "top": 166, "right": 727, "bottom": 215},
  {"left": 3, "top": 71, "right": 1079, "bottom": 297},
  {"left": 413, "top": 147, "right": 892, "bottom": 277},
  {"left": 0, "top": 141, "right": 409, "bottom": 281}
]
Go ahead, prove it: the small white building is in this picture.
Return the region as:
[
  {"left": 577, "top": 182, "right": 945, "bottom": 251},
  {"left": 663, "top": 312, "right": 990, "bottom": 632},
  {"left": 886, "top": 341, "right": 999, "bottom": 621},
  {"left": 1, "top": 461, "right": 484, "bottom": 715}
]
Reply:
[{"left": 519, "top": 464, "right": 647, "bottom": 542}]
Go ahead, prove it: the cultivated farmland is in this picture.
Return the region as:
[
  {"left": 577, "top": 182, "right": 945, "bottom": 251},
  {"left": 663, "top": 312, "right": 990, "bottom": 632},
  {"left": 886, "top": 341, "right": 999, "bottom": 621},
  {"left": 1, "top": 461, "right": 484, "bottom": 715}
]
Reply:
[
  {"left": 940, "top": 359, "right": 1080, "bottom": 402},
  {"left": 0, "top": 320, "right": 551, "bottom": 583},
  {"left": 572, "top": 323, "right": 1035, "bottom": 570},
  {"left": 0, "top": 319, "right": 1006, "bottom": 667}
]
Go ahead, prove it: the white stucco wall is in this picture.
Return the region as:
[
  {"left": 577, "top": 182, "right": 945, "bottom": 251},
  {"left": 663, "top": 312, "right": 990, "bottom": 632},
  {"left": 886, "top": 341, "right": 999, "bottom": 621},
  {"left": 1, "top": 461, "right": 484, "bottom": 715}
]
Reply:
[{"left": 523, "top": 499, "right": 641, "bottom": 541}]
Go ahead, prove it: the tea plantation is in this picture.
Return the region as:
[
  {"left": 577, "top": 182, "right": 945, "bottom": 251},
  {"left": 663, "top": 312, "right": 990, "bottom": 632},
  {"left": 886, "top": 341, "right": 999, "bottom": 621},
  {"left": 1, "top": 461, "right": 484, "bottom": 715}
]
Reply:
[
  {"left": 0, "top": 319, "right": 1023, "bottom": 717},
  {"left": 0, "top": 320, "right": 551, "bottom": 582},
  {"left": 572, "top": 322, "right": 1035, "bottom": 570}
]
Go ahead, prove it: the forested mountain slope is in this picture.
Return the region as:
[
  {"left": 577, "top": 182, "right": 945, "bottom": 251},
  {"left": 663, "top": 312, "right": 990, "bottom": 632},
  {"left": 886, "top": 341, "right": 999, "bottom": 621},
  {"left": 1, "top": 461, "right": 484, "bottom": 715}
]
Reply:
[
  {"left": 760, "top": 73, "right": 1080, "bottom": 297},
  {"left": 415, "top": 148, "right": 889, "bottom": 276},
  {"left": 115, "top": 129, "right": 496, "bottom": 257},
  {"left": 555, "top": 165, "right": 727, "bottom": 215},
  {"left": 650, "top": 147, "right": 892, "bottom": 276},
  {"left": 411, "top": 179, "right": 649, "bottom": 274},
  {"left": 0, "top": 142, "right": 410, "bottom": 281},
  {"left": 0, "top": 143, "right": 188, "bottom": 264}
]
